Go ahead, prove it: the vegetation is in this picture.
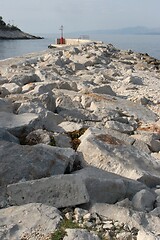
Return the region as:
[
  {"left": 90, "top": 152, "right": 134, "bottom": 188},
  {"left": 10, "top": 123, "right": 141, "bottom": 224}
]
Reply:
[
  {"left": 67, "top": 128, "right": 87, "bottom": 150},
  {"left": 0, "top": 16, "right": 20, "bottom": 31},
  {"left": 51, "top": 218, "right": 81, "bottom": 240}
]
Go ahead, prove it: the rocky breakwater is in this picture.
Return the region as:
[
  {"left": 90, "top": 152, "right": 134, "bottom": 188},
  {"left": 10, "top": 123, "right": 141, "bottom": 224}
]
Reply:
[{"left": 0, "top": 41, "right": 160, "bottom": 240}]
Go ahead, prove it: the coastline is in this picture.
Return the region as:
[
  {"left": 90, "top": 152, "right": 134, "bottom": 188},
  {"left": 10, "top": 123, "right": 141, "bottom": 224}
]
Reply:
[{"left": 0, "top": 41, "right": 160, "bottom": 239}]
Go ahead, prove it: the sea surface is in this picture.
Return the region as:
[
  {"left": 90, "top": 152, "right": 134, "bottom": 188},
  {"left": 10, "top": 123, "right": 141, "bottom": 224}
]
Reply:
[{"left": 0, "top": 33, "right": 160, "bottom": 60}]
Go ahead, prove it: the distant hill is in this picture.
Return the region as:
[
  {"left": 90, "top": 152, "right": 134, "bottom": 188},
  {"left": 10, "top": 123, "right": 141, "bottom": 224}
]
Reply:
[
  {"left": 85, "top": 26, "right": 160, "bottom": 35},
  {"left": 0, "top": 16, "right": 43, "bottom": 39}
]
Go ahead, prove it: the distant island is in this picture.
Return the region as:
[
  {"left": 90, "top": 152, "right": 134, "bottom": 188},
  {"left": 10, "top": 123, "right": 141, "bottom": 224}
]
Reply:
[
  {"left": 86, "top": 26, "right": 160, "bottom": 35},
  {"left": 0, "top": 16, "right": 43, "bottom": 40}
]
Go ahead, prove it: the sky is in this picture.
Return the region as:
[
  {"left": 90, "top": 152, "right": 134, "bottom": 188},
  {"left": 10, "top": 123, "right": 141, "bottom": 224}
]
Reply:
[{"left": 0, "top": 0, "right": 160, "bottom": 34}]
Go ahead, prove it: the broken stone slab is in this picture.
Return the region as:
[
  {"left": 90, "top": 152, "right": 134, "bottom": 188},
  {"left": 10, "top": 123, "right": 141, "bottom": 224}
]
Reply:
[
  {"left": 78, "top": 127, "right": 160, "bottom": 187},
  {"left": 0, "top": 111, "right": 39, "bottom": 137},
  {"left": 7, "top": 174, "right": 89, "bottom": 208},
  {"left": 74, "top": 167, "right": 148, "bottom": 201},
  {"left": 0, "top": 141, "right": 76, "bottom": 186},
  {"left": 0, "top": 128, "right": 19, "bottom": 144},
  {"left": 0, "top": 203, "right": 62, "bottom": 240},
  {"left": 90, "top": 203, "right": 160, "bottom": 240},
  {"left": 63, "top": 229, "right": 100, "bottom": 240}
]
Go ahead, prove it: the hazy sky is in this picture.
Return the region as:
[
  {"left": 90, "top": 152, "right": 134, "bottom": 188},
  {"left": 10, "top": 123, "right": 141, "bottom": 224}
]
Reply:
[{"left": 1, "top": 0, "right": 160, "bottom": 34}]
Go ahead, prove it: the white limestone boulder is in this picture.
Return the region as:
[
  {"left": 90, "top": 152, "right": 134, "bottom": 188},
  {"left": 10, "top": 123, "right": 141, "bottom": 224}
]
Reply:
[
  {"left": 132, "top": 189, "right": 156, "bottom": 212},
  {"left": 0, "top": 203, "right": 62, "bottom": 240},
  {"left": 0, "top": 111, "right": 39, "bottom": 137},
  {"left": 0, "top": 141, "right": 76, "bottom": 186},
  {"left": 77, "top": 127, "right": 160, "bottom": 187},
  {"left": 7, "top": 174, "right": 89, "bottom": 208},
  {"left": 74, "top": 167, "right": 148, "bottom": 201}
]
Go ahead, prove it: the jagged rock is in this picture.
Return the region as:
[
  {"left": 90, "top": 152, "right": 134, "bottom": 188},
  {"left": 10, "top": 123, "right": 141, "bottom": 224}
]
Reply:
[
  {"left": 132, "top": 189, "right": 156, "bottom": 212},
  {"left": 0, "top": 203, "right": 62, "bottom": 240},
  {"left": 0, "top": 111, "right": 39, "bottom": 137},
  {"left": 74, "top": 167, "right": 148, "bottom": 200},
  {"left": 0, "top": 141, "right": 76, "bottom": 186},
  {"left": 2, "top": 82, "right": 22, "bottom": 94},
  {"left": 10, "top": 73, "right": 41, "bottom": 86},
  {"left": 78, "top": 127, "right": 160, "bottom": 187},
  {"left": 91, "top": 84, "right": 116, "bottom": 96},
  {"left": 7, "top": 174, "right": 89, "bottom": 208},
  {"left": 87, "top": 93, "right": 158, "bottom": 123},
  {"left": 150, "top": 207, "right": 160, "bottom": 217}
]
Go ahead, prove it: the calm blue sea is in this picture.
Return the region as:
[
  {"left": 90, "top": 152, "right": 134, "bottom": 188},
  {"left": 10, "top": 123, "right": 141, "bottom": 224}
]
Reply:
[{"left": 0, "top": 33, "right": 160, "bottom": 60}]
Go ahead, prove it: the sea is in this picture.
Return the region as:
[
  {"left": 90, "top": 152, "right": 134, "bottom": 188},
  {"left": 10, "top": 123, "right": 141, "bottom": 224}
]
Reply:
[{"left": 0, "top": 33, "right": 160, "bottom": 60}]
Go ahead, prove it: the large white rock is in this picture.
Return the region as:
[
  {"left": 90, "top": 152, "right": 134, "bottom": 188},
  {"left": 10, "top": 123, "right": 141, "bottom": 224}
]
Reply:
[
  {"left": 132, "top": 189, "right": 156, "bottom": 212},
  {"left": 0, "top": 203, "right": 62, "bottom": 240},
  {"left": 0, "top": 111, "right": 39, "bottom": 136},
  {"left": 7, "top": 174, "right": 89, "bottom": 208},
  {"left": 74, "top": 167, "right": 148, "bottom": 200},
  {"left": 0, "top": 141, "right": 76, "bottom": 186},
  {"left": 78, "top": 127, "right": 160, "bottom": 187}
]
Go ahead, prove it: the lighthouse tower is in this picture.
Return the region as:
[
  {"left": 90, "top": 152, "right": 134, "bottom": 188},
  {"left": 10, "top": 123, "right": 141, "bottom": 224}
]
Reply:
[{"left": 59, "top": 25, "right": 65, "bottom": 44}]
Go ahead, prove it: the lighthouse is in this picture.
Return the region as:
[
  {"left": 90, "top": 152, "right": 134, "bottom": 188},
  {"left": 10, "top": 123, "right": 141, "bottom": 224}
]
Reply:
[{"left": 59, "top": 25, "right": 65, "bottom": 44}]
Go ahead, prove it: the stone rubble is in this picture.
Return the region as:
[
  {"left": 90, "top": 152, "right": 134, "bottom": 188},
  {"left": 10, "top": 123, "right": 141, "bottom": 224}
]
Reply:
[{"left": 0, "top": 41, "right": 160, "bottom": 239}]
